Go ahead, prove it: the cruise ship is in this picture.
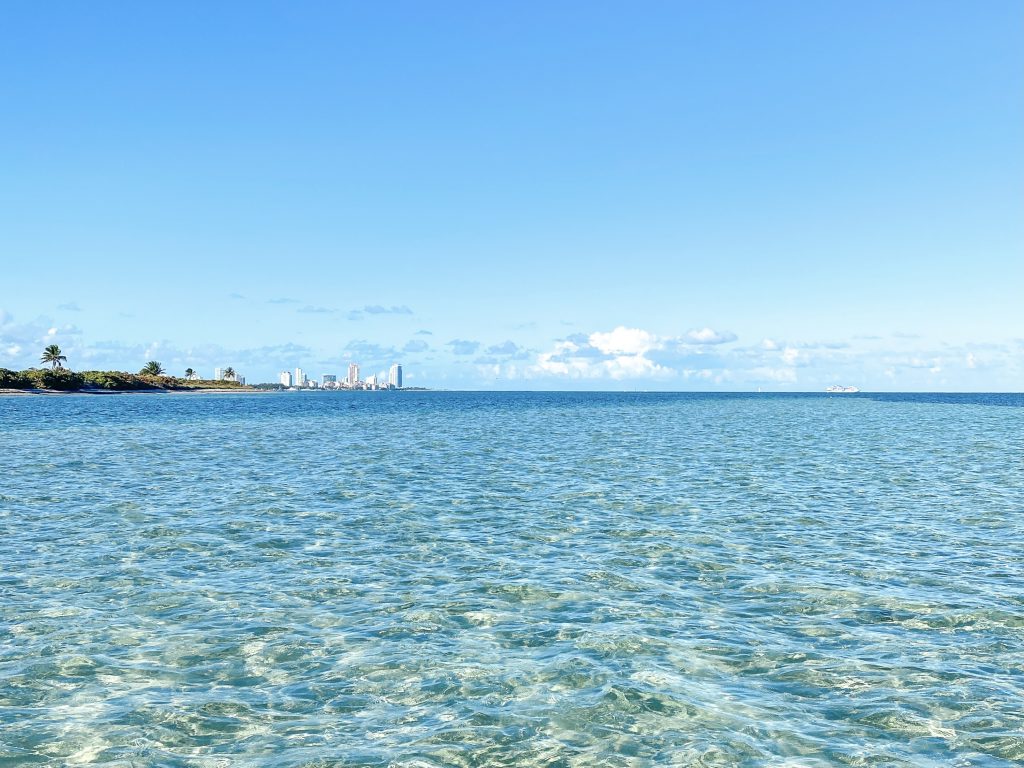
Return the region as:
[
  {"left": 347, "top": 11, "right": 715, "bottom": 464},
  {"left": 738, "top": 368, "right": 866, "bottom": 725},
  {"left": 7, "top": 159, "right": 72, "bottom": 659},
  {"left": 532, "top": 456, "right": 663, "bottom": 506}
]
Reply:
[{"left": 825, "top": 385, "right": 860, "bottom": 393}]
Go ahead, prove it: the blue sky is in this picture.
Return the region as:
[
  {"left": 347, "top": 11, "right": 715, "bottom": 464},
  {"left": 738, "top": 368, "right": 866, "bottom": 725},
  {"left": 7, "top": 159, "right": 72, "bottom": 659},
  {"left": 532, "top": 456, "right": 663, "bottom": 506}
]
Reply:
[{"left": 2, "top": 1, "right": 1022, "bottom": 389}]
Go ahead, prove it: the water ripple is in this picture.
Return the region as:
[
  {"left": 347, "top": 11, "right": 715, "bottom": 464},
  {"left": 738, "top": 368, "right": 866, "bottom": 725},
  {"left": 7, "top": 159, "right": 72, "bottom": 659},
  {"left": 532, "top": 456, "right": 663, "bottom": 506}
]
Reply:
[{"left": 1, "top": 392, "right": 1022, "bottom": 766}]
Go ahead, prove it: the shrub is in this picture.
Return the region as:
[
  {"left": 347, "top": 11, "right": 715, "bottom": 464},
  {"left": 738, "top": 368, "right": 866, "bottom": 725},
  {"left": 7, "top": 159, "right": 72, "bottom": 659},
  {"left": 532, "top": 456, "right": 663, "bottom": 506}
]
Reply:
[
  {"left": 80, "top": 371, "right": 163, "bottom": 390},
  {"left": 0, "top": 368, "right": 31, "bottom": 388},
  {"left": 22, "top": 368, "right": 84, "bottom": 390}
]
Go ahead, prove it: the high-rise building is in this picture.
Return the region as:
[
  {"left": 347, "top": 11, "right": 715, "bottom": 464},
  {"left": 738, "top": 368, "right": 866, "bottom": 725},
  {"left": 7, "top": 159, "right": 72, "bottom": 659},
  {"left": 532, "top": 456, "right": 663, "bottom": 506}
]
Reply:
[
  {"left": 365, "top": 374, "right": 377, "bottom": 389},
  {"left": 279, "top": 371, "right": 293, "bottom": 387},
  {"left": 294, "top": 367, "right": 306, "bottom": 387},
  {"left": 388, "top": 363, "right": 403, "bottom": 389},
  {"left": 213, "top": 367, "right": 223, "bottom": 381},
  {"left": 347, "top": 363, "right": 360, "bottom": 386},
  {"left": 322, "top": 374, "right": 337, "bottom": 387}
]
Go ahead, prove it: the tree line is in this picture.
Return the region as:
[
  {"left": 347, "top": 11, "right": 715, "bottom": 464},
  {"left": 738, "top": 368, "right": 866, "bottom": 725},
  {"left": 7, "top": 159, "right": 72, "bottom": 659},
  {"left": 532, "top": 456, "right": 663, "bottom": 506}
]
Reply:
[{"left": 0, "top": 346, "right": 245, "bottom": 391}]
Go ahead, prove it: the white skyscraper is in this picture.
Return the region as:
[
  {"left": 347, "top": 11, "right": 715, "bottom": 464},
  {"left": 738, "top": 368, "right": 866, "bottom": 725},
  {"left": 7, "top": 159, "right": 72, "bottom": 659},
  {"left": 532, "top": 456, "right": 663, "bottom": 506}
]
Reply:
[
  {"left": 388, "top": 363, "right": 403, "bottom": 389},
  {"left": 347, "top": 363, "right": 360, "bottom": 386},
  {"left": 279, "top": 371, "right": 293, "bottom": 387},
  {"left": 294, "top": 367, "right": 305, "bottom": 387},
  {"left": 213, "top": 367, "right": 223, "bottom": 381}
]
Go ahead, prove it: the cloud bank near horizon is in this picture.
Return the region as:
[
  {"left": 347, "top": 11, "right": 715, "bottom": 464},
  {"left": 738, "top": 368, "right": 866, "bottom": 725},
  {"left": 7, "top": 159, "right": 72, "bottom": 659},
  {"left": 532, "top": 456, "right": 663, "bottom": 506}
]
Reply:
[{"left": 2, "top": 310, "right": 1019, "bottom": 391}]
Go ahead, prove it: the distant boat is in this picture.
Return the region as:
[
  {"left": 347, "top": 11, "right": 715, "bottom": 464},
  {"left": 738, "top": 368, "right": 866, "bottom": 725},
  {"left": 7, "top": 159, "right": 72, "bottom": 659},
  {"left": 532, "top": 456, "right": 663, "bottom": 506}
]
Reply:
[{"left": 826, "top": 385, "right": 860, "bottom": 393}]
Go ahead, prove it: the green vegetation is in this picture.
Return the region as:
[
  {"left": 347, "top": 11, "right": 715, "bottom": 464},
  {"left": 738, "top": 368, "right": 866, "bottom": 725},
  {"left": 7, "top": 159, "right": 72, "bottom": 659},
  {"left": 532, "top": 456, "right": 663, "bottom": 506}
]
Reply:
[
  {"left": 0, "top": 346, "right": 247, "bottom": 393},
  {"left": 0, "top": 367, "right": 249, "bottom": 392},
  {"left": 223, "top": 366, "right": 236, "bottom": 381},
  {"left": 1, "top": 367, "right": 81, "bottom": 390},
  {"left": 0, "top": 346, "right": 251, "bottom": 394}
]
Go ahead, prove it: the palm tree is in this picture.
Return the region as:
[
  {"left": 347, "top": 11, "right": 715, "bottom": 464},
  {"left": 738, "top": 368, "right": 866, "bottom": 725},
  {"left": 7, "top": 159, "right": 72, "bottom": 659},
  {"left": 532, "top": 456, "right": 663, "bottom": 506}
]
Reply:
[
  {"left": 184, "top": 367, "right": 196, "bottom": 380},
  {"left": 140, "top": 361, "right": 165, "bottom": 376},
  {"left": 40, "top": 344, "right": 67, "bottom": 369},
  {"left": 223, "top": 367, "right": 236, "bottom": 381}
]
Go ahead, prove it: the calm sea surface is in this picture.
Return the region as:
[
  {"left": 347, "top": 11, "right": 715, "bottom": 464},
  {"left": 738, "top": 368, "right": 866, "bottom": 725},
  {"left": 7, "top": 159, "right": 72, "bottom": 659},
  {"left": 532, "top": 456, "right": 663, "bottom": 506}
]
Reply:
[{"left": 1, "top": 391, "right": 1022, "bottom": 767}]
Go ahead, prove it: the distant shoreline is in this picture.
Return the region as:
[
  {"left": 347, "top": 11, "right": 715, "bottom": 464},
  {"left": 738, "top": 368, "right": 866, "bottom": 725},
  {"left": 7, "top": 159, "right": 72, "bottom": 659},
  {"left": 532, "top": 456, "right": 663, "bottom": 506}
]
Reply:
[
  {"left": 0, "top": 387, "right": 268, "bottom": 396},
  {"left": 0, "top": 367, "right": 260, "bottom": 395}
]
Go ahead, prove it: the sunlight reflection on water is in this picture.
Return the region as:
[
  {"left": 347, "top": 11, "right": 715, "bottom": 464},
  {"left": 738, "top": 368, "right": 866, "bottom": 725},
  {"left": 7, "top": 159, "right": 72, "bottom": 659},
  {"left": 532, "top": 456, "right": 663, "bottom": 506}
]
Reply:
[{"left": 1, "top": 392, "right": 1022, "bottom": 766}]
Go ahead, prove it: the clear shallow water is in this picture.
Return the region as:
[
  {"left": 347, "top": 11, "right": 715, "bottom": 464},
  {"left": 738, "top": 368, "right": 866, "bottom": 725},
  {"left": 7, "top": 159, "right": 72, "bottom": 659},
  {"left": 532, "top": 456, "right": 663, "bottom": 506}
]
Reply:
[{"left": 1, "top": 391, "right": 1022, "bottom": 767}]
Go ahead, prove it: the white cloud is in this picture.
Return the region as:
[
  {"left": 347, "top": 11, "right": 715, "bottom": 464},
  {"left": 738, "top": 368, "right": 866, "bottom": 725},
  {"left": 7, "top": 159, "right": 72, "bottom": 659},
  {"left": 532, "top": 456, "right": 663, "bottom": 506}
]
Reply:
[
  {"left": 531, "top": 325, "right": 773, "bottom": 384},
  {"left": 682, "top": 368, "right": 732, "bottom": 384},
  {"left": 534, "top": 355, "right": 568, "bottom": 376},
  {"left": 533, "top": 325, "right": 739, "bottom": 382},
  {"left": 750, "top": 366, "right": 798, "bottom": 383},
  {"left": 588, "top": 326, "right": 659, "bottom": 356},
  {"left": 533, "top": 329, "right": 674, "bottom": 380},
  {"left": 0, "top": 312, "right": 83, "bottom": 369},
  {"left": 534, "top": 352, "right": 671, "bottom": 380},
  {"left": 966, "top": 352, "right": 977, "bottom": 369},
  {"left": 761, "top": 338, "right": 778, "bottom": 350},
  {"left": 781, "top": 347, "right": 800, "bottom": 365},
  {"left": 605, "top": 354, "right": 668, "bottom": 379},
  {"left": 685, "top": 327, "right": 737, "bottom": 345}
]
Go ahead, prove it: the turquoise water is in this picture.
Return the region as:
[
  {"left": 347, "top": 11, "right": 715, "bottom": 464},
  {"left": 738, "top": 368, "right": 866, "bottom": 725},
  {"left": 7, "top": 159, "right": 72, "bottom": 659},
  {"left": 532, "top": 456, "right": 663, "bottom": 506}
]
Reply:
[{"left": 1, "top": 391, "right": 1022, "bottom": 767}]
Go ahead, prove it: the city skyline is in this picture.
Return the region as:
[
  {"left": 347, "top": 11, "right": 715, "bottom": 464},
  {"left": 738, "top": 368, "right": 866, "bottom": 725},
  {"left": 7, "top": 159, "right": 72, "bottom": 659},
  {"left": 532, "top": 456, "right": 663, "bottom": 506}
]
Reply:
[
  {"left": 276, "top": 362, "right": 403, "bottom": 389},
  {"left": 1, "top": 3, "right": 1021, "bottom": 391}
]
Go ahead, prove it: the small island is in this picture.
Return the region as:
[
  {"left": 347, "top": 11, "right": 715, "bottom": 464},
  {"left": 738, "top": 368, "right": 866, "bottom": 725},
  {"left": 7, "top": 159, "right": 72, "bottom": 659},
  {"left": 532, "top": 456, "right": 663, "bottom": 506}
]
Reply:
[{"left": 0, "top": 346, "right": 252, "bottom": 394}]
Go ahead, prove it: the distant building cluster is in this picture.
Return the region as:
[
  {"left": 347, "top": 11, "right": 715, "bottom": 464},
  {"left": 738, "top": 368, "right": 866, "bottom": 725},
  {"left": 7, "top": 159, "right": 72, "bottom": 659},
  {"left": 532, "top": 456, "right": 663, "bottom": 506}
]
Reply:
[
  {"left": 213, "top": 367, "right": 245, "bottom": 385},
  {"left": 278, "top": 363, "right": 402, "bottom": 390}
]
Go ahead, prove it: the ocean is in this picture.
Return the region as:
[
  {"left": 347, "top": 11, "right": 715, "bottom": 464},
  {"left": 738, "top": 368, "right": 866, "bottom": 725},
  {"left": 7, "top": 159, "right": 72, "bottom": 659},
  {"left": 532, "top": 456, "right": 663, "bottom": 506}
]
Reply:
[{"left": 1, "top": 391, "right": 1021, "bottom": 766}]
